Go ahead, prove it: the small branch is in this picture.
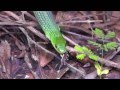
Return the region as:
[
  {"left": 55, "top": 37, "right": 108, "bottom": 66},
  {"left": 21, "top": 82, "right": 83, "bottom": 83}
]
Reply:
[
  {"left": 93, "top": 18, "right": 120, "bottom": 28},
  {"left": 63, "top": 35, "right": 78, "bottom": 46},
  {"left": 59, "top": 20, "right": 103, "bottom": 24},
  {"left": 63, "top": 31, "right": 110, "bottom": 43},
  {"left": 1, "top": 27, "right": 26, "bottom": 51},
  {"left": 3, "top": 11, "right": 47, "bottom": 41},
  {"left": 26, "top": 26, "right": 48, "bottom": 41},
  {"left": 19, "top": 27, "right": 60, "bottom": 60},
  {"left": 56, "top": 62, "right": 86, "bottom": 79},
  {"left": 24, "top": 53, "right": 40, "bottom": 79},
  {"left": 56, "top": 66, "right": 70, "bottom": 79},
  {"left": 99, "top": 58, "right": 120, "bottom": 69},
  {"left": 60, "top": 24, "right": 92, "bottom": 35},
  {"left": 65, "top": 62, "right": 86, "bottom": 77},
  {"left": 105, "top": 47, "right": 120, "bottom": 60},
  {"left": 21, "top": 11, "right": 36, "bottom": 21},
  {"left": 0, "top": 21, "right": 36, "bottom": 26}
]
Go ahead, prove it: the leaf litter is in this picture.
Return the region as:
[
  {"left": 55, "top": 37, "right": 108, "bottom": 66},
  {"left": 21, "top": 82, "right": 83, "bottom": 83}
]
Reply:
[{"left": 0, "top": 11, "right": 120, "bottom": 79}]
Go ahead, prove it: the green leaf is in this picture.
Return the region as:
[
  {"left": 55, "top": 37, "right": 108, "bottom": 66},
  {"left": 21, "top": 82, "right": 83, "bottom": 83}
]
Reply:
[
  {"left": 103, "top": 44, "right": 108, "bottom": 52},
  {"left": 105, "top": 31, "right": 115, "bottom": 39},
  {"left": 93, "top": 28, "right": 105, "bottom": 39},
  {"left": 74, "top": 45, "right": 84, "bottom": 53},
  {"left": 104, "top": 42, "right": 118, "bottom": 51},
  {"left": 101, "top": 69, "right": 109, "bottom": 75},
  {"left": 95, "top": 62, "right": 109, "bottom": 76},
  {"left": 74, "top": 45, "right": 100, "bottom": 62},
  {"left": 89, "top": 54, "right": 99, "bottom": 61},
  {"left": 76, "top": 54, "right": 86, "bottom": 60},
  {"left": 94, "top": 62, "right": 102, "bottom": 76},
  {"left": 82, "top": 46, "right": 93, "bottom": 55},
  {"left": 88, "top": 40, "right": 102, "bottom": 48}
]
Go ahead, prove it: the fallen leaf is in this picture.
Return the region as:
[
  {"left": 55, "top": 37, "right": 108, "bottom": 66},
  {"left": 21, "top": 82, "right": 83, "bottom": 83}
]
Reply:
[
  {"left": 0, "top": 40, "right": 11, "bottom": 74},
  {"left": 0, "top": 40, "right": 11, "bottom": 61},
  {"left": 38, "top": 51, "right": 54, "bottom": 67}
]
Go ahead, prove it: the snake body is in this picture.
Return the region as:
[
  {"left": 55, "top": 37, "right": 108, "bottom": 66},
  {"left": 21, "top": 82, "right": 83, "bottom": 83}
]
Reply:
[{"left": 33, "top": 11, "right": 66, "bottom": 54}]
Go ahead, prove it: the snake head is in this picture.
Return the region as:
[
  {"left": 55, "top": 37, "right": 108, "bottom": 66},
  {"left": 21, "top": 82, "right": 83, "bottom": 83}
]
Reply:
[
  {"left": 51, "top": 35, "right": 67, "bottom": 54},
  {"left": 54, "top": 43, "right": 66, "bottom": 54}
]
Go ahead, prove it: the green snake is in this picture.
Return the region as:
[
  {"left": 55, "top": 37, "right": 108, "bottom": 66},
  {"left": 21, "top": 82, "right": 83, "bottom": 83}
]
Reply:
[{"left": 33, "top": 11, "right": 66, "bottom": 54}]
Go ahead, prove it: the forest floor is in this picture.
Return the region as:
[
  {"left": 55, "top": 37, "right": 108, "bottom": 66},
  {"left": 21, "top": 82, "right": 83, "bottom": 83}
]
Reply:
[{"left": 0, "top": 11, "right": 120, "bottom": 79}]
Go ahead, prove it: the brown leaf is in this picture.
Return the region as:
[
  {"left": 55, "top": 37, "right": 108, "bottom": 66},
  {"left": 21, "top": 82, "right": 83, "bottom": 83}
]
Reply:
[
  {"left": 0, "top": 40, "right": 11, "bottom": 62},
  {"left": 0, "top": 40, "right": 11, "bottom": 74},
  {"left": 38, "top": 51, "right": 54, "bottom": 67}
]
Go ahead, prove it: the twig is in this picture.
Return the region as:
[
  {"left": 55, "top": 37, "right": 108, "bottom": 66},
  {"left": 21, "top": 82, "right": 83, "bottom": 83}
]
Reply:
[
  {"left": 3, "top": 11, "right": 47, "bottom": 41},
  {"left": 63, "top": 35, "right": 78, "bottom": 46},
  {"left": 57, "top": 62, "right": 86, "bottom": 79},
  {"left": 65, "top": 62, "right": 86, "bottom": 77},
  {"left": 56, "top": 66, "right": 70, "bottom": 79},
  {"left": 59, "top": 20, "right": 103, "bottom": 24},
  {"left": 105, "top": 47, "right": 120, "bottom": 60},
  {"left": 99, "top": 58, "right": 120, "bottom": 69},
  {"left": 0, "top": 21, "right": 36, "bottom": 26},
  {"left": 1, "top": 27, "right": 26, "bottom": 51},
  {"left": 59, "top": 24, "right": 92, "bottom": 35},
  {"left": 69, "top": 12, "right": 104, "bottom": 20},
  {"left": 63, "top": 31, "right": 92, "bottom": 39},
  {"left": 63, "top": 31, "right": 111, "bottom": 43},
  {"left": 93, "top": 18, "right": 120, "bottom": 28},
  {"left": 3, "top": 11, "right": 58, "bottom": 58},
  {"left": 26, "top": 26, "right": 47, "bottom": 41},
  {"left": 18, "top": 27, "right": 60, "bottom": 60},
  {"left": 3, "top": 11, "right": 20, "bottom": 20},
  {"left": 24, "top": 53, "right": 40, "bottom": 79},
  {"left": 21, "top": 11, "right": 36, "bottom": 21}
]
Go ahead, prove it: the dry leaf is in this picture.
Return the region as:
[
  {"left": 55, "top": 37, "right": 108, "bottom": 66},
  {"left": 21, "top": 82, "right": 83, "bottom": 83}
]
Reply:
[
  {"left": 0, "top": 40, "right": 11, "bottom": 74},
  {"left": 0, "top": 40, "right": 11, "bottom": 62},
  {"left": 38, "top": 51, "right": 54, "bottom": 67}
]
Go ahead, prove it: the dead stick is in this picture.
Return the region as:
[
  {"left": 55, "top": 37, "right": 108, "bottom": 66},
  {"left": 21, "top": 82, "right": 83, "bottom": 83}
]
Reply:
[
  {"left": 24, "top": 53, "right": 40, "bottom": 79},
  {"left": 19, "top": 27, "right": 60, "bottom": 60},
  {"left": 0, "top": 21, "right": 36, "bottom": 26},
  {"left": 3, "top": 11, "right": 46, "bottom": 41}
]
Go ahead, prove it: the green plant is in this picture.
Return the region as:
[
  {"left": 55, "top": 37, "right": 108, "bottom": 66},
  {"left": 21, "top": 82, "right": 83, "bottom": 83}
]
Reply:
[
  {"left": 74, "top": 28, "right": 116, "bottom": 77},
  {"left": 94, "top": 62, "right": 109, "bottom": 77},
  {"left": 74, "top": 45, "right": 99, "bottom": 61},
  {"left": 93, "top": 28, "right": 116, "bottom": 39},
  {"left": 74, "top": 45, "right": 109, "bottom": 77},
  {"left": 88, "top": 28, "right": 118, "bottom": 53},
  {"left": 88, "top": 41, "right": 118, "bottom": 52},
  {"left": 74, "top": 45, "right": 109, "bottom": 78}
]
